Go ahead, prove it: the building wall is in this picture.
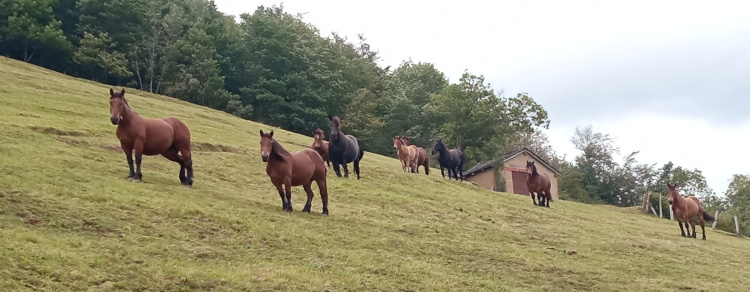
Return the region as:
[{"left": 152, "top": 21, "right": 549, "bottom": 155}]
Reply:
[
  {"left": 503, "top": 153, "right": 559, "bottom": 200},
  {"left": 464, "top": 168, "right": 496, "bottom": 190}
]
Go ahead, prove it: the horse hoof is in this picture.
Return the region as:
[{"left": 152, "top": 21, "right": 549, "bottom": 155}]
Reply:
[
  {"left": 322, "top": 212, "right": 329, "bottom": 216},
  {"left": 132, "top": 179, "right": 142, "bottom": 183}
]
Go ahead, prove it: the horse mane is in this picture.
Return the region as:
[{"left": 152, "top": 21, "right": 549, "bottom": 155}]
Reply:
[
  {"left": 330, "top": 116, "right": 342, "bottom": 140},
  {"left": 271, "top": 139, "right": 291, "bottom": 160}
]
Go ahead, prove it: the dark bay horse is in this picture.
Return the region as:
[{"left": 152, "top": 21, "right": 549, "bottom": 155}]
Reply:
[
  {"left": 310, "top": 128, "right": 330, "bottom": 167},
  {"left": 431, "top": 139, "right": 464, "bottom": 181},
  {"left": 260, "top": 130, "right": 329, "bottom": 214},
  {"left": 109, "top": 88, "right": 193, "bottom": 186},
  {"left": 667, "top": 183, "right": 714, "bottom": 240},
  {"left": 400, "top": 136, "right": 429, "bottom": 175},
  {"left": 526, "top": 161, "right": 551, "bottom": 207},
  {"left": 393, "top": 136, "right": 418, "bottom": 173},
  {"left": 328, "top": 115, "right": 364, "bottom": 179}
]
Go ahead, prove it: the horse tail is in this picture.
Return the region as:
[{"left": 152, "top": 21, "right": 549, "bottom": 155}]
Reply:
[
  {"left": 703, "top": 211, "right": 715, "bottom": 222},
  {"left": 358, "top": 147, "right": 364, "bottom": 161}
]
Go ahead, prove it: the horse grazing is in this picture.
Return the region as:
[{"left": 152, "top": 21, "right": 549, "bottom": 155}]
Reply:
[
  {"left": 431, "top": 139, "right": 464, "bottom": 181},
  {"left": 328, "top": 115, "right": 364, "bottom": 179},
  {"left": 260, "top": 130, "right": 329, "bottom": 215},
  {"left": 667, "top": 183, "right": 714, "bottom": 240},
  {"left": 393, "top": 136, "right": 418, "bottom": 173},
  {"left": 108, "top": 88, "right": 193, "bottom": 186},
  {"left": 526, "top": 161, "right": 551, "bottom": 207},
  {"left": 400, "top": 136, "right": 429, "bottom": 175},
  {"left": 310, "top": 128, "right": 330, "bottom": 168}
]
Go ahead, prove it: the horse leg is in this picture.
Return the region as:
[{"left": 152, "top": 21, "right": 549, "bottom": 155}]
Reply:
[
  {"left": 316, "top": 178, "right": 329, "bottom": 215},
  {"left": 121, "top": 146, "right": 135, "bottom": 180},
  {"left": 677, "top": 220, "right": 686, "bottom": 237},
  {"left": 284, "top": 180, "right": 293, "bottom": 212},
  {"left": 161, "top": 149, "right": 186, "bottom": 184},
  {"left": 699, "top": 215, "right": 706, "bottom": 240},
  {"left": 301, "top": 182, "right": 315, "bottom": 213},
  {"left": 353, "top": 149, "right": 362, "bottom": 180},
  {"left": 180, "top": 148, "right": 193, "bottom": 186},
  {"left": 332, "top": 162, "right": 342, "bottom": 177},
  {"left": 440, "top": 166, "right": 445, "bottom": 179},
  {"left": 132, "top": 141, "right": 144, "bottom": 182},
  {"left": 690, "top": 218, "right": 697, "bottom": 238},
  {"left": 530, "top": 192, "right": 538, "bottom": 206},
  {"left": 342, "top": 162, "right": 349, "bottom": 178},
  {"left": 275, "top": 184, "right": 287, "bottom": 211}
]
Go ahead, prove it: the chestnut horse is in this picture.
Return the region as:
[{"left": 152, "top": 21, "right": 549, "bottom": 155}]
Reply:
[
  {"left": 260, "top": 130, "right": 329, "bottom": 214},
  {"left": 399, "top": 136, "right": 429, "bottom": 175},
  {"left": 667, "top": 183, "right": 714, "bottom": 240},
  {"left": 109, "top": 88, "right": 193, "bottom": 186},
  {"left": 393, "top": 136, "right": 418, "bottom": 173},
  {"left": 328, "top": 115, "right": 364, "bottom": 179},
  {"left": 310, "top": 128, "right": 330, "bottom": 168},
  {"left": 526, "top": 161, "right": 551, "bottom": 207},
  {"left": 431, "top": 139, "right": 464, "bottom": 181}
]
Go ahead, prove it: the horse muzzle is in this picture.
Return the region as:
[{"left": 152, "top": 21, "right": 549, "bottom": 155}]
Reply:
[
  {"left": 314, "top": 143, "right": 320, "bottom": 148},
  {"left": 110, "top": 116, "right": 122, "bottom": 125},
  {"left": 668, "top": 199, "right": 674, "bottom": 205},
  {"left": 261, "top": 154, "right": 269, "bottom": 162}
]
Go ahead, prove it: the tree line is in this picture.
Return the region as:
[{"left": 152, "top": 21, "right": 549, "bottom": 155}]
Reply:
[{"left": 3, "top": 0, "right": 748, "bottom": 235}]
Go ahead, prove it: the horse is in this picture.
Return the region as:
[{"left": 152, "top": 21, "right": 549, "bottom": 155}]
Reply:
[
  {"left": 310, "top": 128, "right": 330, "bottom": 168},
  {"left": 260, "top": 130, "right": 329, "bottom": 215},
  {"left": 108, "top": 88, "right": 193, "bottom": 186},
  {"left": 526, "top": 161, "right": 551, "bottom": 207},
  {"left": 393, "top": 136, "right": 418, "bottom": 173},
  {"left": 667, "top": 183, "right": 714, "bottom": 240},
  {"left": 430, "top": 139, "right": 464, "bottom": 181},
  {"left": 399, "top": 136, "right": 429, "bottom": 175},
  {"left": 328, "top": 115, "right": 364, "bottom": 179}
]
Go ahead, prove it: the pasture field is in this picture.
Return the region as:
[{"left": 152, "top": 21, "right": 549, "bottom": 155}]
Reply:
[{"left": 1, "top": 56, "right": 750, "bottom": 291}]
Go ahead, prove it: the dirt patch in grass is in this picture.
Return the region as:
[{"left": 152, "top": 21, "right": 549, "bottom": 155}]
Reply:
[
  {"left": 30, "top": 125, "right": 88, "bottom": 136},
  {"left": 193, "top": 142, "right": 244, "bottom": 153}
]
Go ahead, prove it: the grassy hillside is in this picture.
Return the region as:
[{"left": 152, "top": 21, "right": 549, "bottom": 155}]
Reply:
[{"left": 1, "top": 56, "right": 749, "bottom": 292}]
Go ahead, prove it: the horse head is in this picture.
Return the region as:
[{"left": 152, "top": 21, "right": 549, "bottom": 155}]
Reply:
[
  {"left": 313, "top": 128, "right": 325, "bottom": 148},
  {"left": 329, "top": 115, "right": 342, "bottom": 140},
  {"left": 525, "top": 161, "right": 537, "bottom": 176},
  {"left": 109, "top": 88, "right": 128, "bottom": 125},
  {"left": 259, "top": 130, "right": 275, "bottom": 162},
  {"left": 393, "top": 136, "right": 402, "bottom": 149},
  {"left": 431, "top": 139, "right": 444, "bottom": 155},
  {"left": 667, "top": 183, "right": 678, "bottom": 205}
]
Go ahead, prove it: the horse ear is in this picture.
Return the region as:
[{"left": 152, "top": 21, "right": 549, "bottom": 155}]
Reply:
[
  {"left": 120, "top": 89, "right": 125, "bottom": 97},
  {"left": 109, "top": 88, "right": 115, "bottom": 96},
  {"left": 328, "top": 115, "right": 333, "bottom": 121},
  {"left": 260, "top": 130, "right": 264, "bottom": 136},
  {"left": 269, "top": 130, "right": 274, "bottom": 137}
]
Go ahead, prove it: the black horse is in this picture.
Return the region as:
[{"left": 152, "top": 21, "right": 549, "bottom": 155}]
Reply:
[
  {"left": 431, "top": 139, "right": 465, "bottom": 181},
  {"left": 328, "top": 115, "right": 364, "bottom": 179}
]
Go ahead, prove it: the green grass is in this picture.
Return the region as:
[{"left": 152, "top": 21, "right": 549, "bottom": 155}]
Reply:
[{"left": 1, "top": 56, "right": 749, "bottom": 291}]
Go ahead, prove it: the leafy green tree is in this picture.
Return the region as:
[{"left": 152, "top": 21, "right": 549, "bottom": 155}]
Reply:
[
  {"left": 73, "top": 31, "right": 130, "bottom": 80},
  {"left": 0, "top": 0, "right": 71, "bottom": 62}
]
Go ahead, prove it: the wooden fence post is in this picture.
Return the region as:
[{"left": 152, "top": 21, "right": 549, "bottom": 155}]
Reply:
[
  {"left": 650, "top": 205, "right": 658, "bottom": 217},
  {"left": 735, "top": 216, "right": 741, "bottom": 236},
  {"left": 669, "top": 206, "right": 674, "bottom": 221},
  {"left": 659, "top": 193, "right": 663, "bottom": 218},
  {"left": 642, "top": 192, "right": 651, "bottom": 214},
  {"left": 711, "top": 211, "right": 720, "bottom": 230}
]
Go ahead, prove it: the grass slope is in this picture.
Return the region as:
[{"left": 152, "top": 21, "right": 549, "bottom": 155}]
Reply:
[{"left": 1, "top": 56, "right": 749, "bottom": 292}]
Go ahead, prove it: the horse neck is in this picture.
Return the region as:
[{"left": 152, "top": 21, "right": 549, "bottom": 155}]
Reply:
[
  {"left": 530, "top": 166, "right": 539, "bottom": 176},
  {"left": 271, "top": 140, "right": 291, "bottom": 160},
  {"left": 438, "top": 146, "right": 450, "bottom": 158},
  {"left": 671, "top": 192, "right": 686, "bottom": 206}
]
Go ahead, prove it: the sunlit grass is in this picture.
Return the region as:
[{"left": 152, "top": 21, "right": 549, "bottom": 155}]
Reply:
[{"left": 1, "top": 56, "right": 749, "bottom": 291}]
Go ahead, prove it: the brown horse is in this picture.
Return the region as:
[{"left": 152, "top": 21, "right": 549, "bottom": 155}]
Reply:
[
  {"left": 393, "top": 136, "right": 418, "bottom": 173},
  {"left": 667, "top": 183, "right": 714, "bottom": 240},
  {"left": 310, "top": 128, "right": 330, "bottom": 168},
  {"left": 109, "top": 88, "right": 193, "bottom": 186},
  {"left": 400, "top": 136, "right": 429, "bottom": 175},
  {"left": 260, "top": 130, "right": 329, "bottom": 215},
  {"left": 526, "top": 161, "right": 551, "bottom": 207}
]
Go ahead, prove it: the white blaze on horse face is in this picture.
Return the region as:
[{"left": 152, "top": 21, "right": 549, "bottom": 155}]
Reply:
[{"left": 260, "top": 138, "right": 272, "bottom": 162}]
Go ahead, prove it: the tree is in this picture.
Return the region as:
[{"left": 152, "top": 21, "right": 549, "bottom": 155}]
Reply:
[
  {"left": 73, "top": 31, "right": 130, "bottom": 80},
  {"left": 1, "top": 0, "right": 72, "bottom": 62},
  {"left": 725, "top": 174, "right": 750, "bottom": 236}
]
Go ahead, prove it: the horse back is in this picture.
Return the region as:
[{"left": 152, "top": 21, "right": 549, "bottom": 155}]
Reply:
[
  {"left": 686, "top": 196, "right": 704, "bottom": 212},
  {"left": 290, "top": 148, "right": 326, "bottom": 185}
]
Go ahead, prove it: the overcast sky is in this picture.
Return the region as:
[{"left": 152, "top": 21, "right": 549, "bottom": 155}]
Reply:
[{"left": 213, "top": 0, "right": 750, "bottom": 195}]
